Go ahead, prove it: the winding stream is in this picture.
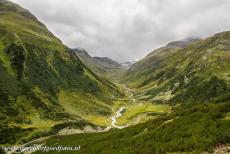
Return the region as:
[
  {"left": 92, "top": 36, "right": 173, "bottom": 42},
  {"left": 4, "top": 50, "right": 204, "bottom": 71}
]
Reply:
[
  {"left": 110, "top": 107, "right": 128, "bottom": 129},
  {"left": 5, "top": 86, "right": 135, "bottom": 154}
]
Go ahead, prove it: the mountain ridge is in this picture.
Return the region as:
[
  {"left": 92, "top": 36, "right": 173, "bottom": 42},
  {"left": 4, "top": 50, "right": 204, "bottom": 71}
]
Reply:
[
  {"left": 124, "top": 31, "right": 230, "bottom": 104},
  {"left": 0, "top": 0, "right": 123, "bottom": 145},
  {"left": 74, "top": 48, "right": 125, "bottom": 80},
  {"left": 36, "top": 31, "right": 230, "bottom": 154},
  {"left": 0, "top": 1, "right": 230, "bottom": 153}
]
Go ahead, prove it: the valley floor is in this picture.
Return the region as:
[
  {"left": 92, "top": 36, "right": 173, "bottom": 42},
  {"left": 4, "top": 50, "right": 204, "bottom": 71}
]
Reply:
[
  {"left": 3, "top": 84, "right": 172, "bottom": 154},
  {"left": 104, "top": 84, "right": 171, "bottom": 128}
]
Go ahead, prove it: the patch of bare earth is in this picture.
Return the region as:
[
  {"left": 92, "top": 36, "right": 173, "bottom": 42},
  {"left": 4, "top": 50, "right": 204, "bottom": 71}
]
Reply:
[{"left": 204, "top": 145, "right": 230, "bottom": 154}]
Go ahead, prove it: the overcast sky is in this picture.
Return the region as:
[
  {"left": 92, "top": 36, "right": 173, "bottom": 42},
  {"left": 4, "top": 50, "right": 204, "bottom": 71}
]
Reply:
[{"left": 9, "top": 0, "right": 230, "bottom": 62}]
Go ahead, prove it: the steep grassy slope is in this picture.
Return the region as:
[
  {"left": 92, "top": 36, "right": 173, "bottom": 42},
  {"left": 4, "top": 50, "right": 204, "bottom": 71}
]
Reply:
[
  {"left": 124, "top": 39, "right": 200, "bottom": 86},
  {"left": 0, "top": 0, "right": 123, "bottom": 145},
  {"left": 74, "top": 48, "right": 125, "bottom": 80},
  {"left": 124, "top": 34, "right": 230, "bottom": 104},
  {"left": 31, "top": 32, "right": 230, "bottom": 154},
  {"left": 1, "top": 0, "right": 230, "bottom": 153}
]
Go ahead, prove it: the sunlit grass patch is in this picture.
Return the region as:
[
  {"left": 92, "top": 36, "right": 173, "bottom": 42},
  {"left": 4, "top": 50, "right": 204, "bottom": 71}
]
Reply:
[
  {"left": 116, "top": 102, "right": 171, "bottom": 125},
  {"left": 28, "top": 113, "right": 57, "bottom": 129},
  {"left": 58, "top": 90, "right": 112, "bottom": 116},
  {"left": 84, "top": 114, "right": 108, "bottom": 127},
  {"left": 57, "top": 90, "right": 115, "bottom": 127},
  {"left": 224, "top": 113, "right": 230, "bottom": 120}
]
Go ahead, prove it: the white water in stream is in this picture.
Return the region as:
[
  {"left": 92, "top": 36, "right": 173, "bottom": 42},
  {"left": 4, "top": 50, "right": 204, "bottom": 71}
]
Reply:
[{"left": 111, "top": 107, "right": 128, "bottom": 129}]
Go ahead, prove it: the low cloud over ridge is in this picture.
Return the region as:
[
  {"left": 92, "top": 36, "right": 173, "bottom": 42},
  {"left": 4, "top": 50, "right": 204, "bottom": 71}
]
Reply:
[{"left": 10, "top": 0, "right": 230, "bottom": 62}]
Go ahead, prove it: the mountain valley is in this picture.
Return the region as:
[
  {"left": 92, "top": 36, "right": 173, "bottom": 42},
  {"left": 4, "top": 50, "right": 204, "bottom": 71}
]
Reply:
[{"left": 0, "top": 1, "right": 230, "bottom": 154}]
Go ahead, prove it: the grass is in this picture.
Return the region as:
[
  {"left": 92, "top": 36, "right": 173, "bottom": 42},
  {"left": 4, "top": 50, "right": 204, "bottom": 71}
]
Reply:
[
  {"left": 32, "top": 101, "right": 230, "bottom": 154},
  {"left": 225, "top": 113, "right": 230, "bottom": 120},
  {"left": 0, "top": 0, "right": 126, "bottom": 145},
  {"left": 0, "top": 41, "right": 14, "bottom": 76},
  {"left": 56, "top": 88, "right": 172, "bottom": 127},
  {"left": 57, "top": 90, "right": 112, "bottom": 116},
  {"left": 84, "top": 115, "right": 108, "bottom": 127},
  {"left": 1, "top": 2, "right": 230, "bottom": 153},
  {"left": 123, "top": 32, "right": 230, "bottom": 105},
  {"left": 116, "top": 102, "right": 171, "bottom": 125},
  {"left": 57, "top": 90, "right": 122, "bottom": 127},
  {"left": 26, "top": 113, "right": 57, "bottom": 129}
]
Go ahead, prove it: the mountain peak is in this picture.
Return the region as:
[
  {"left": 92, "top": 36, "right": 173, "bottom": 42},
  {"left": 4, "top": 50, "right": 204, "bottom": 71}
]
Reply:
[
  {"left": 93, "top": 57, "right": 120, "bottom": 66},
  {"left": 74, "top": 49, "right": 125, "bottom": 79},
  {"left": 0, "top": 0, "right": 40, "bottom": 24},
  {"left": 73, "top": 48, "right": 91, "bottom": 58},
  {"left": 0, "top": 1, "right": 124, "bottom": 145},
  {"left": 165, "top": 38, "right": 200, "bottom": 48}
]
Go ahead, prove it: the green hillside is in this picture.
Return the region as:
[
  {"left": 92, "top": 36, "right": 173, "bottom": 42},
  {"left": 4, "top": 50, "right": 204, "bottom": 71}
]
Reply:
[
  {"left": 0, "top": 0, "right": 123, "bottom": 145},
  {"left": 1, "top": 0, "right": 230, "bottom": 153},
  {"left": 34, "top": 100, "right": 230, "bottom": 154},
  {"left": 33, "top": 32, "right": 230, "bottom": 154},
  {"left": 74, "top": 48, "right": 125, "bottom": 80},
  {"left": 124, "top": 34, "right": 230, "bottom": 104}
]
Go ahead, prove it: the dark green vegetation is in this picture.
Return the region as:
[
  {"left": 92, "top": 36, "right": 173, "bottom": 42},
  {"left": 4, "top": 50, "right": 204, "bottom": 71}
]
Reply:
[
  {"left": 0, "top": 0, "right": 230, "bottom": 153},
  {"left": 74, "top": 48, "right": 125, "bottom": 80},
  {"left": 35, "top": 33, "right": 230, "bottom": 153},
  {"left": 35, "top": 98, "right": 230, "bottom": 154},
  {"left": 0, "top": 0, "right": 123, "bottom": 145},
  {"left": 124, "top": 34, "right": 230, "bottom": 104}
]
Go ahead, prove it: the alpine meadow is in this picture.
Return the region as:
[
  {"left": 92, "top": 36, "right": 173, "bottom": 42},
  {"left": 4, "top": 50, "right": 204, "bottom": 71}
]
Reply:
[{"left": 0, "top": 0, "right": 230, "bottom": 154}]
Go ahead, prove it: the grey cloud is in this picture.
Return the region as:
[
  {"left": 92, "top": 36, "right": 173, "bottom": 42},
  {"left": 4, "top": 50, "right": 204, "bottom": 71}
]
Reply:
[{"left": 9, "top": 0, "right": 230, "bottom": 62}]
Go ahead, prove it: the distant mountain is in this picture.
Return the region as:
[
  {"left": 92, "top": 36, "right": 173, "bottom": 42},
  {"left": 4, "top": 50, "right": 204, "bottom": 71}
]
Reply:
[
  {"left": 74, "top": 48, "right": 125, "bottom": 80},
  {"left": 145, "top": 38, "right": 200, "bottom": 59},
  {"left": 124, "top": 34, "right": 230, "bottom": 103},
  {"left": 0, "top": 0, "right": 123, "bottom": 144},
  {"left": 166, "top": 38, "right": 200, "bottom": 48},
  {"left": 93, "top": 57, "right": 120, "bottom": 66},
  {"left": 1, "top": 0, "right": 230, "bottom": 153},
  {"left": 120, "top": 61, "right": 136, "bottom": 69},
  {"left": 38, "top": 32, "right": 230, "bottom": 154}
]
